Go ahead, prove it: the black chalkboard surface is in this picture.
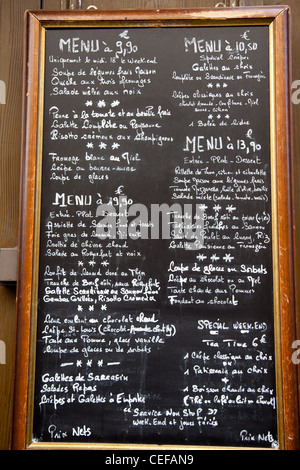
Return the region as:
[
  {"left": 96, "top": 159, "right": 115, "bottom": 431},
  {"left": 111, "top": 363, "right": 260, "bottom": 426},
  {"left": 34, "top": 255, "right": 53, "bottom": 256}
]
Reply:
[{"left": 13, "top": 8, "right": 298, "bottom": 451}]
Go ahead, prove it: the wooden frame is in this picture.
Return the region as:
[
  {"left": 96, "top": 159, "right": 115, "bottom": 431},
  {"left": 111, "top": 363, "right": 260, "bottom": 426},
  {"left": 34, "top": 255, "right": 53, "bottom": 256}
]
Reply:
[{"left": 12, "top": 7, "right": 299, "bottom": 450}]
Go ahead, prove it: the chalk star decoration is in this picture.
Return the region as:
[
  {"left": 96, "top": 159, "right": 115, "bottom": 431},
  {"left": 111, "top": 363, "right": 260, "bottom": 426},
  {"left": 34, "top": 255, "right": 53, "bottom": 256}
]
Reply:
[
  {"left": 196, "top": 254, "right": 207, "bottom": 262},
  {"left": 223, "top": 253, "right": 234, "bottom": 263},
  {"left": 226, "top": 204, "right": 236, "bottom": 213},
  {"left": 111, "top": 100, "right": 120, "bottom": 107},
  {"left": 97, "top": 100, "right": 106, "bottom": 108}
]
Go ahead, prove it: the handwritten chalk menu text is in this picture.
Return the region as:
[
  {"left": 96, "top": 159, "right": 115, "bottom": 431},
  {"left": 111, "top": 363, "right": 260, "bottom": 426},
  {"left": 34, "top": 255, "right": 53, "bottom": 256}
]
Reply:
[{"left": 32, "top": 26, "right": 278, "bottom": 448}]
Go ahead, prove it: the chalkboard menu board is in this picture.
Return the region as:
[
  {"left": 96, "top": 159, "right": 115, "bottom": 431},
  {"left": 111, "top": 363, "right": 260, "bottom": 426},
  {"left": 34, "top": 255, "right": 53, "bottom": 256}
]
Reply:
[{"left": 13, "top": 8, "right": 299, "bottom": 450}]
